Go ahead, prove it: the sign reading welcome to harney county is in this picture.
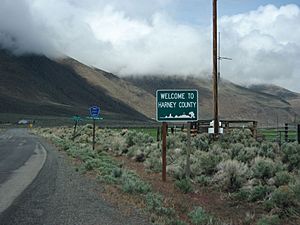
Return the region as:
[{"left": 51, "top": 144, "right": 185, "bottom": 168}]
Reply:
[{"left": 156, "top": 90, "right": 198, "bottom": 122}]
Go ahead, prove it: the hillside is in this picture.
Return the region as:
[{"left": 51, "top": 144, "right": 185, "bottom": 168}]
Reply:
[
  {"left": 249, "top": 84, "right": 300, "bottom": 100},
  {"left": 1, "top": 48, "right": 299, "bottom": 126},
  {"left": 0, "top": 50, "right": 150, "bottom": 122},
  {"left": 249, "top": 84, "right": 300, "bottom": 120},
  {"left": 125, "top": 76, "right": 299, "bottom": 126}
]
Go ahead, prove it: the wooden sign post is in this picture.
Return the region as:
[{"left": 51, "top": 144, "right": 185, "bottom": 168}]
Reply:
[
  {"left": 162, "top": 122, "right": 167, "bottom": 182},
  {"left": 156, "top": 90, "right": 198, "bottom": 182},
  {"left": 185, "top": 122, "right": 191, "bottom": 178}
]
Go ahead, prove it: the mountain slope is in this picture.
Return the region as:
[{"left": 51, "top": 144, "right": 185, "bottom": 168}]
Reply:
[
  {"left": 125, "top": 76, "right": 299, "bottom": 125},
  {"left": 1, "top": 49, "right": 299, "bottom": 126},
  {"left": 59, "top": 58, "right": 155, "bottom": 119},
  {"left": 0, "top": 50, "right": 149, "bottom": 121},
  {"left": 249, "top": 84, "right": 300, "bottom": 100},
  {"left": 249, "top": 84, "right": 300, "bottom": 120}
]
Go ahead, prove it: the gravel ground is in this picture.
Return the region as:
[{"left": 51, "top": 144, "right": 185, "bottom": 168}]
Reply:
[{"left": 0, "top": 136, "right": 151, "bottom": 225}]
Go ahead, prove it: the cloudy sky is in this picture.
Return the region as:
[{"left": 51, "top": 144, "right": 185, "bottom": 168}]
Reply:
[{"left": 0, "top": 0, "right": 299, "bottom": 91}]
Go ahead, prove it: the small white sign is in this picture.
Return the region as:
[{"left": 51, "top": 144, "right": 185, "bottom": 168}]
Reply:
[{"left": 208, "top": 128, "right": 224, "bottom": 134}]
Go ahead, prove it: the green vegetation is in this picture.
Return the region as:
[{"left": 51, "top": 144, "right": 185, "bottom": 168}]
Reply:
[
  {"left": 259, "top": 128, "right": 297, "bottom": 143},
  {"left": 175, "top": 178, "right": 193, "bottom": 193},
  {"left": 256, "top": 215, "right": 280, "bottom": 225},
  {"left": 145, "top": 193, "right": 175, "bottom": 216},
  {"left": 187, "top": 207, "right": 226, "bottom": 225},
  {"left": 34, "top": 126, "right": 300, "bottom": 225},
  {"left": 34, "top": 125, "right": 186, "bottom": 225}
]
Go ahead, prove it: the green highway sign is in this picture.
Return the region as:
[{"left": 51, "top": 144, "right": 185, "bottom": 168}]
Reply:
[
  {"left": 72, "top": 115, "right": 82, "bottom": 122},
  {"left": 156, "top": 90, "right": 198, "bottom": 122},
  {"left": 86, "top": 117, "right": 103, "bottom": 120}
]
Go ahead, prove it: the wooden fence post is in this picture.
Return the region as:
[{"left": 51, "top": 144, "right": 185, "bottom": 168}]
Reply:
[
  {"left": 285, "top": 123, "right": 288, "bottom": 142},
  {"left": 297, "top": 124, "right": 300, "bottom": 144}
]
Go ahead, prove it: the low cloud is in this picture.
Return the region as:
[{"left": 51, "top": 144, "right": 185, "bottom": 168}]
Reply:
[
  {"left": 219, "top": 4, "right": 300, "bottom": 91},
  {"left": 0, "top": 1, "right": 299, "bottom": 91}
]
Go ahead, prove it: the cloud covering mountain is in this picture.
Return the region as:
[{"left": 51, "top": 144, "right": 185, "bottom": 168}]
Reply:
[{"left": 0, "top": 0, "right": 299, "bottom": 91}]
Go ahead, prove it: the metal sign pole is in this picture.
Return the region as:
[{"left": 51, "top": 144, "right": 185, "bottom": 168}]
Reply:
[
  {"left": 162, "top": 122, "right": 167, "bottom": 182},
  {"left": 73, "top": 120, "right": 78, "bottom": 138},
  {"left": 92, "top": 118, "right": 96, "bottom": 150}
]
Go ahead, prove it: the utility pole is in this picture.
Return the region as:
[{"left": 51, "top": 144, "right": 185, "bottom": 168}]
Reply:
[{"left": 212, "top": 0, "right": 219, "bottom": 136}]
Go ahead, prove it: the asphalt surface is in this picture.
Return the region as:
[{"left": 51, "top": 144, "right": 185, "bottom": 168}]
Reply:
[
  {"left": 0, "top": 129, "right": 40, "bottom": 185},
  {"left": 0, "top": 129, "right": 151, "bottom": 225},
  {"left": 0, "top": 129, "right": 46, "bottom": 213}
]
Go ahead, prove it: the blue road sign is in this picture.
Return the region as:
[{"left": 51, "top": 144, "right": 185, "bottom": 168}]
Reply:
[{"left": 89, "top": 106, "right": 100, "bottom": 118}]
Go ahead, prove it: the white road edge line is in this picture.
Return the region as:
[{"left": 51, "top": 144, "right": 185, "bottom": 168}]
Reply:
[{"left": 0, "top": 143, "right": 47, "bottom": 214}]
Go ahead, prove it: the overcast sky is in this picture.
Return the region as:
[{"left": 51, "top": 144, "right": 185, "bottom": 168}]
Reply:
[{"left": 0, "top": 0, "right": 299, "bottom": 92}]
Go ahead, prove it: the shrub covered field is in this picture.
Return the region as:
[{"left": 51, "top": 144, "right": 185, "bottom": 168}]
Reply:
[{"left": 33, "top": 125, "right": 300, "bottom": 225}]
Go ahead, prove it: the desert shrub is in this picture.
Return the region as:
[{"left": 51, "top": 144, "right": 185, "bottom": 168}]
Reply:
[
  {"left": 242, "top": 212, "right": 256, "bottom": 225},
  {"left": 258, "top": 142, "right": 278, "bottom": 159},
  {"left": 249, "top": 185, "right": 273, "bottom": 202},
  {"left": 195, "top": 175, "right": 211, "bottom": 186},
  {"left": 289, "top": 180, "right": 300, "bottom": 203},
  {"left": 281, "top": 142, "right": 300, "bottom": 171},
  {"left": 233, "top": 188, "right": 251, "bottom": 201},
  {"left": 213, "top": 160, "right": 248, "bottom": 192},
  {"left": 175, "top": 178, "right": 193, "bottom": 193},
  {"left": 210, "top": 144, "right": 230, "bottom": 160},
  {"left": 251, "top": 157, "right": 276, "bottom": 182},
  {"left": 84, "top": 158, "right": 102, "bottom": 171},
  {"left": 145, "top": 152, "right": 162, "bottom": 173},
  {"left": 223, "top": 129, "right": 253, "bottom": 144},
  {"left": 127, "top": 145, "right": 139, "bottom": 158},
  {"left": 124, "top": 130, "right": 154, "bottom": 147},
  {"left": 274, "top": 171, "right": 292, "bottom": 187},
  {"left": 167, "top": 134, "right": 185, "bottom": 149},
  {"left": 236, "top": 147, "right": 258, "bottom": 164},
  {"left": 256, "top": 215, "right": 280, "bottom": 225},
  {"left": 134, "top": 132, "right": 154, "bottom": 146},
  {"left": 110, "top": 136, "right": 127, "bottom": 154},
  {"left": 229, "top": 143, "right": 244, "bottom": 159},
  {"left": 195, "top": 151, "right": 221, "bottom": 176},
  {"left": 124, "top": 130, "right": 135, "bottom": 147},
  {"left": 67, "top": 146, "right": 96, "bottom": 161},
  {"left": 188, "top": 207, "right": 217, "bottom": 225},
  {"left": 167, "top": 219, "right": 188, "bottom": 225},
  {"left": 111, "top": 167, "right": 123, "bottom": 178},
  {"left": 100, "top": 174, "right": 119, "bottom": 184},
  {"left": 145, "top": 193, "right": 174, "bottom": 216},
  {"left": 168, "top": 163, "right": 185, "bottom": 180},
  {"left": 127, "top": 145, "right": 147, "bottom": 162},
  {"left": 192, "top": 134, "right": 210, "bottom": 151},
  {"left": 266, "top": 186, "right": 296, "bottom": 216},
  {"left": 121, "top": 172, "right": 151, "bottom": 194},
  {"left": 98, "top": 162, "right": 118, "bottom": 177}
]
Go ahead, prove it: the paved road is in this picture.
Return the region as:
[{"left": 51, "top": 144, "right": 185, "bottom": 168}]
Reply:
[
  {"left": 0, "top": 129, "right": 150, "bottom": 225},
  {"left": 0, "top": 129, "right": 47, "bottom": 213}
]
